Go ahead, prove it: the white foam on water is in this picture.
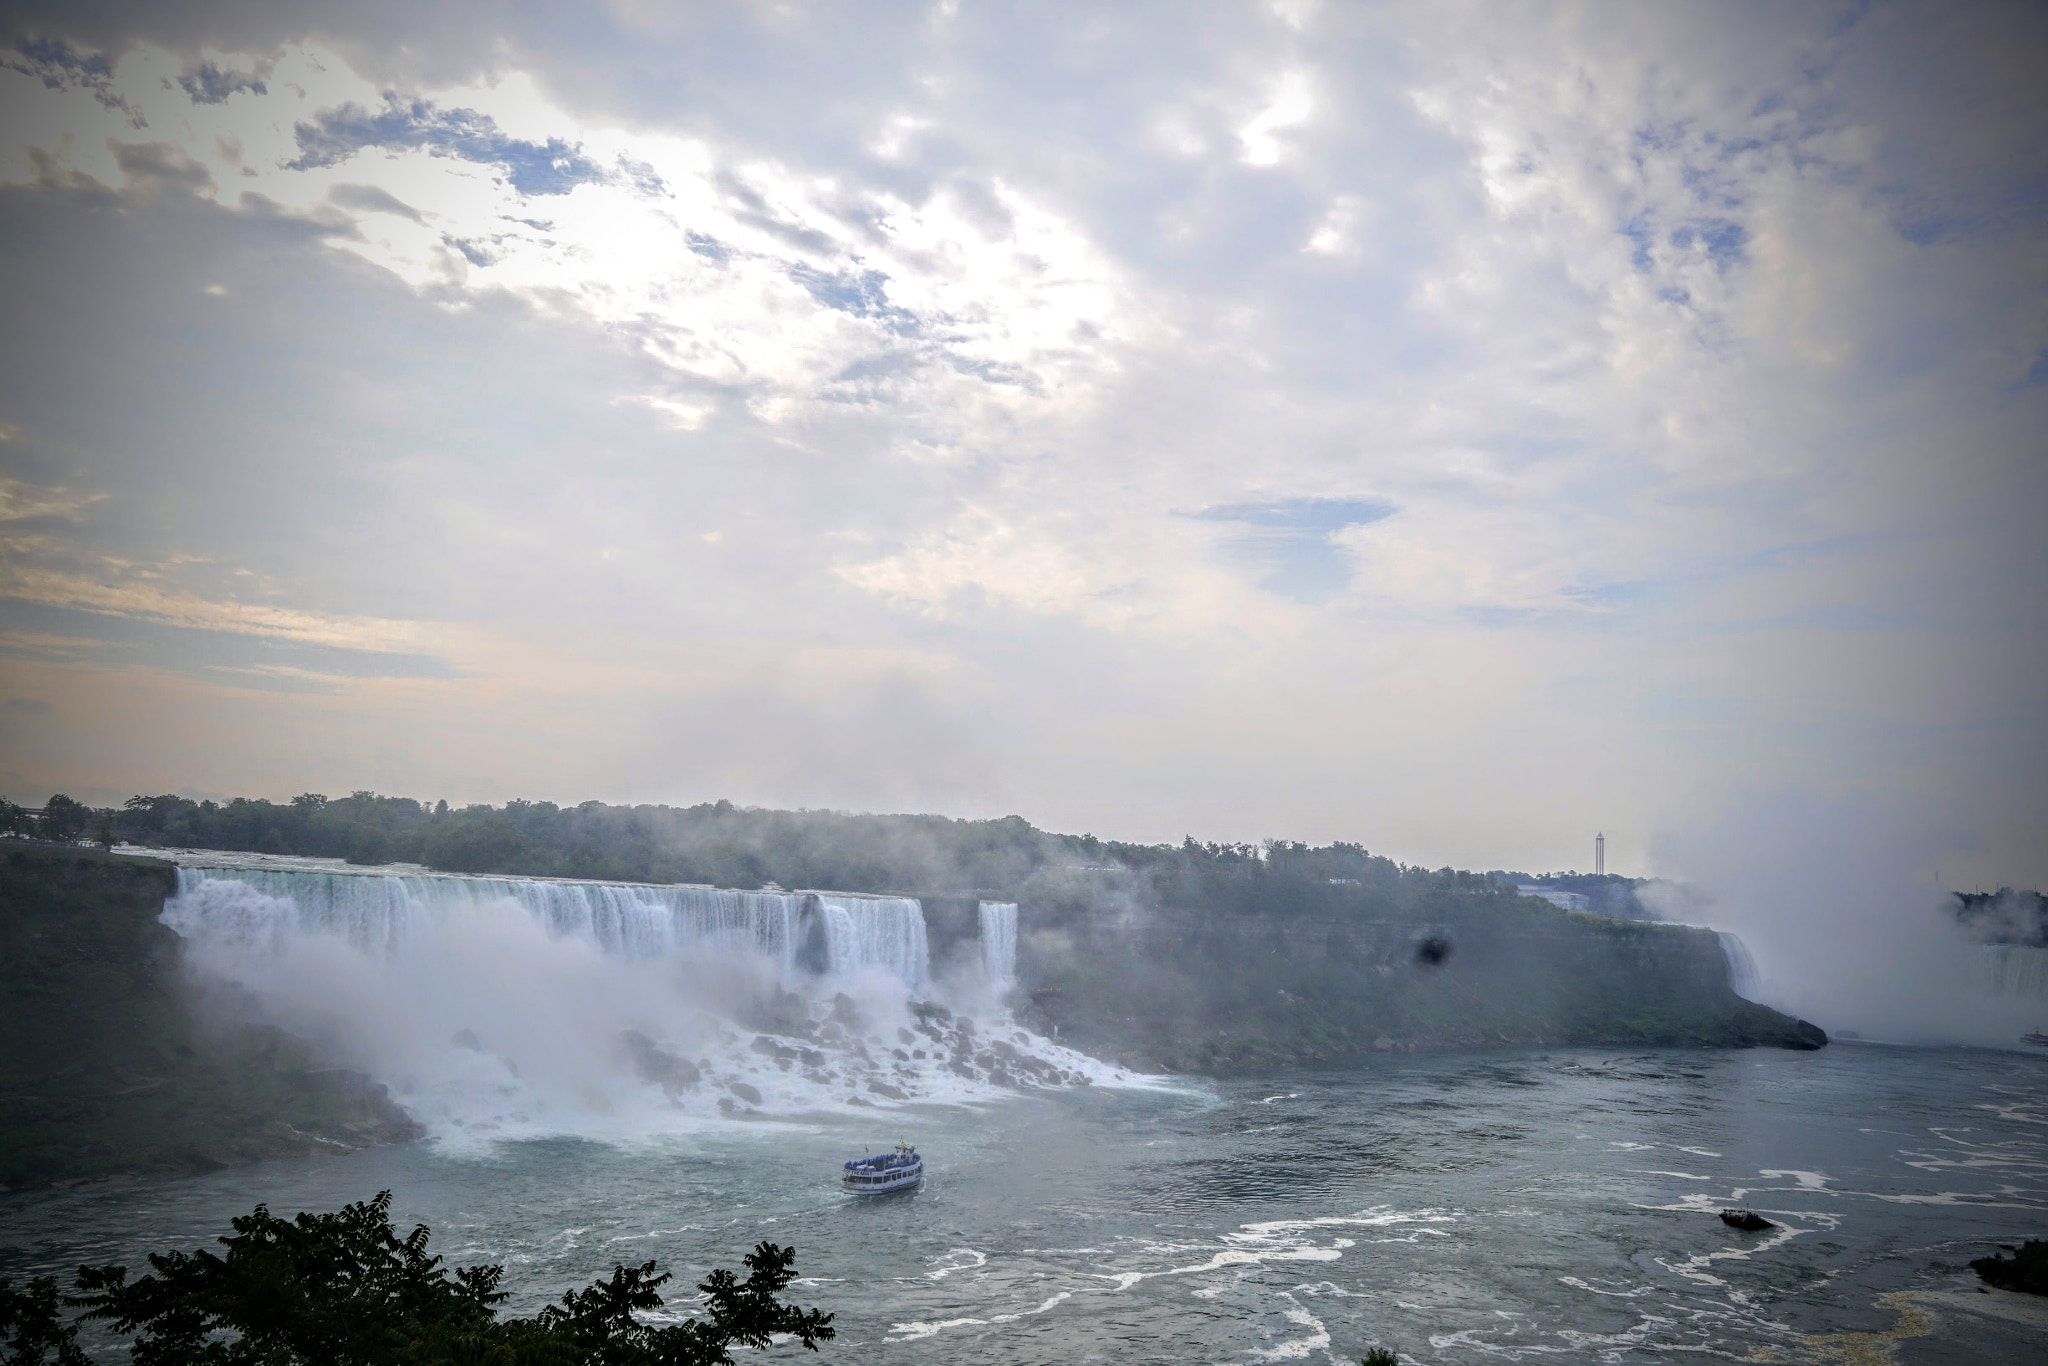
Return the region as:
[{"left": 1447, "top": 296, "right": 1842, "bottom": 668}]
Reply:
[{"left": 888, "top": 1206, "right": 1455, "bottom": 1348}]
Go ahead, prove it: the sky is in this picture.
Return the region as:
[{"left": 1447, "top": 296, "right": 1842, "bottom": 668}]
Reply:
[{"left": 1, "top": 0, "right": 2044, "bottom": 889}]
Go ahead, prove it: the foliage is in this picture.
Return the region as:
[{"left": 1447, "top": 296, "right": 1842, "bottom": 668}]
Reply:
[
  {"left": 1971, "top": 1240, "right": 2048, "bottom": 1296},
  {"left": 0, "top": 799, "right": 33, "bottom": 839},
  {"left": 1951, "top": 890, "right": 2048, "bottom": 948},
  {"left": 106, "top": 791, "right": 1080, "bottom": 892},
  {"left": 41, "top": 795, "right": 92, "bottom": 843},
  {"left": 67, "top": 1192, "right": 832, "bottom": 1365},
  {"left": 0, "top": 1275, "right": 87, "bottom": 1365}
]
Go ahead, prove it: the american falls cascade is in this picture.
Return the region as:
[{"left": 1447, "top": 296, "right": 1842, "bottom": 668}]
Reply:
[
  {"left": 978, "top": 901, "right": 1017, "bottom": 986},
  {"left": 160, "top": 863, "right": 1127, "bottom": 1148}
]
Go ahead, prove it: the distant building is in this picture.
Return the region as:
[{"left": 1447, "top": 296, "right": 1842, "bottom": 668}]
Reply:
[
  {"left": 1595, "top": 832, "right": 1605, "bottom": 876},
  {"left": 1517, "top": 885, "right": 1591, "bottom": 913}
]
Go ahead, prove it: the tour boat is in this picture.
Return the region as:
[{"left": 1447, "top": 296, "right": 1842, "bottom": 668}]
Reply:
[
  {"left": 842, "top": 1143, "right": 923, "bottom": 1194},
  {"left": 2024, "top": 1031, "right": 2048, "bottom": 1048}
]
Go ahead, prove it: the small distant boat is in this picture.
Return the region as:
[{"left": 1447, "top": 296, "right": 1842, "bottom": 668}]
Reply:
[
  {"left": 842, "top": 1142, "right": 923, "bottom": 1194},
  {"left": 2024, "top": 1032, "right": 2048, "bottom": 1048}
]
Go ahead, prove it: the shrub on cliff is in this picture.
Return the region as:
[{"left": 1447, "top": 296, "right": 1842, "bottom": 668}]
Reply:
[{"left": 2, "top": 1191, "right": 833, "bottom": 1365}]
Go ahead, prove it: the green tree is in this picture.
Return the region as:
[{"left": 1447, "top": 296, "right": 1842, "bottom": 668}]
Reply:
[
  {"left": 37, "top": 795, "right": 89, "bottom": 844},
  {"left": 0, "top": 798, "right": 32, "bottom": 837},
  {"left": 69, "top": 1192, "right": 832, "bottom": 1366},
  {"left": 0, "top": 1275, "right": 87, "bottom": 1364}
]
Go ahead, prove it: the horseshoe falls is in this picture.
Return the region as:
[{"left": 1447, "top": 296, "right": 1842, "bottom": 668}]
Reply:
[{"left": 160, "top": 865, "right": 1130, "bottom": 1149}]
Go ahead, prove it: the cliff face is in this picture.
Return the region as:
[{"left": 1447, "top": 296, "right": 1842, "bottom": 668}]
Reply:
[
  {"left": 1013, "top": 890, "right": 1825, "bottom": 1073},
  {"left": 0, "top": 845, "right": 418, "bottom": 1189}
]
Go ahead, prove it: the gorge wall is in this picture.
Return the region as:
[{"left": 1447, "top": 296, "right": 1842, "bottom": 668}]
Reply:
[
  {"left": 0, "top": 846, "right": 417, "bottom": 1188},
  {"left": 1010, "top": 881, "right": 1826, "bottom": 1072}
]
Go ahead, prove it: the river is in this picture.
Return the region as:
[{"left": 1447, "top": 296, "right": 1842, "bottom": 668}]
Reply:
[{"left": 5, "top": 1043, "right": 2045, "bottom": 1363}]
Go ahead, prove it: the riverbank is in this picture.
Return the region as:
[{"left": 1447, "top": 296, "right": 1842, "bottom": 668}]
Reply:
[{"left": 0, "top": 844, "right": 418, "bottom": 1189}]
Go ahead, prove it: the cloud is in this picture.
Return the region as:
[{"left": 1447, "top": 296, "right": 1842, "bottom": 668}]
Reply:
[
  {"left": 0, "top": 3, "right": 2037, "bottom": 897},
  {"left": 0, "top": 476, "right": 104, "bottom": 523}
]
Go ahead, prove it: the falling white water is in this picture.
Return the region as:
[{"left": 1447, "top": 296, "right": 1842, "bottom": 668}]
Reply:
[
  {"left": 814, "top": 895, "right": 929, "bottom": 991},
  {"left": 1981, "top": 945, "right": 2048, "bottom": 998},
  {"left": 979, "top": 901, "right": 1017, "bottom": 987},
  {"left": 159, "top": 862, "right": 1142, "bottom": 1150},
  {"left": 1714, "top": 932, "right": 1761, "bottom": 1000}
]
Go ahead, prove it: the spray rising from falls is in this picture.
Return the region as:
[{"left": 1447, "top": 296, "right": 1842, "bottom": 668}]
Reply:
[{"left": 161, "top": 865, "right": 1136, "bottom": 1149}]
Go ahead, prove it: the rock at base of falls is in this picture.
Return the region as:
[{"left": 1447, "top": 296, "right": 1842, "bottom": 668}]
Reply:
[{"left": 619, "top": 1030, "right": 702, "bottom": 1095}]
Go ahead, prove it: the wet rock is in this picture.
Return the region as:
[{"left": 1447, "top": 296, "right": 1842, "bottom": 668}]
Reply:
[
  {"left": 1720, "top": 1209, "right": 1773, "bottom": 1231},
  {"left": 830, "top": 993, "right": 865, "bottom": 1029},
  {"left": 727, "top": 1081, "right": 763, "bottom": 1106},
  {"left": 619, "top": 1030, "right": 701, "bottom": 1094},
  {"left": 892, "top": 1048, "right": 910, "bottom": 1061},
  {"left": 451, "top": 1028, "right": 481, "bottom": 1050},
  {"left": 866, "top": 1080, "right": 908, "bottom": 1100},
  {"left": 798, "top": 1047, "right": 826, "bottom": 1067}
]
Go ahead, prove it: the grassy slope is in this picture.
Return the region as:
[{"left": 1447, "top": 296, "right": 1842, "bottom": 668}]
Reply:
[{"left": 0, "top": 844, "right": 418, "bottom": 1189}]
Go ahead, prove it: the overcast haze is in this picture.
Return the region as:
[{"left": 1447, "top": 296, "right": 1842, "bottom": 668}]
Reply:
[{"left": 1, "top": 0, "right": 2043, "bottom": 888}]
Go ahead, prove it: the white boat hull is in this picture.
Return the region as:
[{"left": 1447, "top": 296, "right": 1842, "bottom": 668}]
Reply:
[{"left": 842, "top": 1158, "right": 923, "bottom": 1194}]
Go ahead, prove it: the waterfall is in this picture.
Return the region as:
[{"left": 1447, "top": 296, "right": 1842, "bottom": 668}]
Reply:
[
  {"left": 165, "top": 867, "right": 809, "bottom": 974},
  {"left": 1714, "top": 931, "right": 1762, "bottom": 1000},
  {"left": 155, "top": 861, "right": 1117, "bottom": 1145},
  {"left": 1982, "top": 944, "right": 2048, "bottom": 998},
  {"left": 979, "top": 901, "right": 1017, "bottom": 986},
  {"left": 812, "top": 895, "right": 929, "bottom": 990}
]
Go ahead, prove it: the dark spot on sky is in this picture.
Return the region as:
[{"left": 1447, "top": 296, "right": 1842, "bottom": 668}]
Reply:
[{"left": 1186, "top": 497, "right": 1397, "bottom": 604}]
